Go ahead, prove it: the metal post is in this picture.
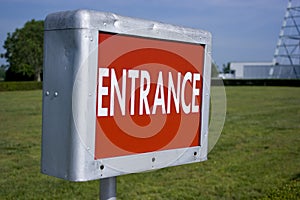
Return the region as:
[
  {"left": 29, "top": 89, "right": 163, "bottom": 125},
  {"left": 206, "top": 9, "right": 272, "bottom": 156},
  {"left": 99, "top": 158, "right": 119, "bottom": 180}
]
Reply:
[{"left": 100, "top": 177, "right": 117, "bottom": 200}]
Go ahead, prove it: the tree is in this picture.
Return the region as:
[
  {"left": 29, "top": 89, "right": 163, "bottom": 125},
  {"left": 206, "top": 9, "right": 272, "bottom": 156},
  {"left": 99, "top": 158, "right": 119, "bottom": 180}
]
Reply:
[
  {"left": 222, "top": 62, "right": 231, "bottom": 74},
  {"left": 1, "top": 20, "right": 44, "bottom": 81},
  {"left": 0, "top": 64, "right": 8, "bottom": 81},
  {"left": 211, "top": 62, "right": 220, "bottom": 78}
]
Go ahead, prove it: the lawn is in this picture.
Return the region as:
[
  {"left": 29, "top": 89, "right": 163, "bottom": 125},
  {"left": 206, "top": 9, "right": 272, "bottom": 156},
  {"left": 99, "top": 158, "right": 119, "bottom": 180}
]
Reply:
[{"left": 0, "top": 87, "right": 299, "bottom": 199}]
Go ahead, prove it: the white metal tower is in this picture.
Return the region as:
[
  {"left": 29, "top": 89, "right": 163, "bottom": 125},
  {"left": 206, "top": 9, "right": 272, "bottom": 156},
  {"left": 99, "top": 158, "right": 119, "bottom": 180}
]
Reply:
[{"left": 273, "top": 0, "right": 300, "bottom": 65}]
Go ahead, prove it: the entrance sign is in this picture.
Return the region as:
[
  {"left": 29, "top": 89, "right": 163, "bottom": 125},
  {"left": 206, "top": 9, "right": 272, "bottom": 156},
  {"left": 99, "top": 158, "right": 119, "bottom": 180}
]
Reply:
[{"left": 42, "top": 10, "right": 212, "bottom": 182}]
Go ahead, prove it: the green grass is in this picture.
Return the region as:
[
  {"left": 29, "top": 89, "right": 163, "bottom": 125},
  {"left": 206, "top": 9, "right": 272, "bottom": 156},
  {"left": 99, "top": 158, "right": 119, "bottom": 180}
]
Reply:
[{"left": 0, "top": 87, "right": 299, "bottom": 199}]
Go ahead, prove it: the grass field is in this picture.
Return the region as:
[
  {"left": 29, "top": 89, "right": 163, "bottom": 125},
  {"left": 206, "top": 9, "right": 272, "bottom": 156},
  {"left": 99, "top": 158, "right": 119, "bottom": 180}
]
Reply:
[{"left": 0, "top": 87, "right": 299, "bottom": 199}]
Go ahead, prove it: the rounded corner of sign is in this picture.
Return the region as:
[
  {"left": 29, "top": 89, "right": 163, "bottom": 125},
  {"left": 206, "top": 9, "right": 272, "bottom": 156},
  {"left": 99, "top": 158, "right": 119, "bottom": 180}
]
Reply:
[
  {"left": 45, "top": 9, "right": 95, "bottom": 30},
  {"left": 68, "top": 9, "right": 94, "bottom": 29},
  {"left": 72, "top": 9, "right": 92, "bottom": 20},
  {"left": 206, "top": 31, "right": 212, "bottom": 40}
]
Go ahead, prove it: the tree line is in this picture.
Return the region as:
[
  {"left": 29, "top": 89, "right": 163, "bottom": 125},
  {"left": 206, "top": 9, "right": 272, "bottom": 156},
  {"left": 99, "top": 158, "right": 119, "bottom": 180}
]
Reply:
[{"left": 1, "top": 20, "right": 43, "bottom": 81}]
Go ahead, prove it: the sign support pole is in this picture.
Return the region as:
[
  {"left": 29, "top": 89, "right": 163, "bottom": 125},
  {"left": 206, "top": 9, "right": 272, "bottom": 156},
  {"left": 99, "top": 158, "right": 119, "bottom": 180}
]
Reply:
[{"left": 100, "top": 177, "right": 117, "bottom": 200}]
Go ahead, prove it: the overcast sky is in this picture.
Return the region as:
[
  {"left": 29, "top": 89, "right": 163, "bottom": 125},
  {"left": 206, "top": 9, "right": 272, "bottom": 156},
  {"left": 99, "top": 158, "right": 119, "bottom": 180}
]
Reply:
[{"left": 0, "top": 0, "right": 288, "bottom": 68}]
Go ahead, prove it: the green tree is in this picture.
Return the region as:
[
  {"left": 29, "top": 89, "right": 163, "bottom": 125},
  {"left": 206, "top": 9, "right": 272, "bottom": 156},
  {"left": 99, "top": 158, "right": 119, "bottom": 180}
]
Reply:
[
  {"left": 211, "top": 62, "right": 220, "bottom": 77},
  {"left": 1, "top": 20, "right": 44, "bottom": 81},
  {"left": 0, "top": 64, "right": 8, "bottom": 81},
  {"left": 222, "top": 62, "right": 231, "bottom": 73}
]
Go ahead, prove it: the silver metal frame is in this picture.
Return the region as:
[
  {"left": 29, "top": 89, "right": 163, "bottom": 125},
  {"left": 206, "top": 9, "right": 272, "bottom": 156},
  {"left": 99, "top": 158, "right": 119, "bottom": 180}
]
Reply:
[{"left": 42, "top": 9, "right": 212, "bottom": 181}]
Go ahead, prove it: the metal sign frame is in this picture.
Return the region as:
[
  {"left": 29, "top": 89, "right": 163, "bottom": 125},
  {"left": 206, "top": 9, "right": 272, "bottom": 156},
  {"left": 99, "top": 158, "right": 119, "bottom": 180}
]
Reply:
[{"left": 41, "top": 9, "right": 212, "bottom": 181}]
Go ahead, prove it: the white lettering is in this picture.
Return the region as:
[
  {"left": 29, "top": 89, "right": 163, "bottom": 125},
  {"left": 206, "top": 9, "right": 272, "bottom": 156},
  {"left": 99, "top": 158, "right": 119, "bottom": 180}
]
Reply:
[
  {"left": 192, "top": 73, "right": 200, "bottom": 113},
  {"left": 139, "top": 70, "right": 151, "bottom": 115},
  {"left": 181, "top": 72, "right": 192, "bottom": 114},
  {"left": 110, "top": 69, "right": 126, "bottom": 116},
  {"left": 97, "top": 68, "right": 109, "bottom": 116},
  {"left": 167, "top": 72, "right": 181, "bottom": 114},
  {"left": 97, "top": 68, "right": 201, "bottom": 117},
  {"left": 128, "top": 70, "right": 139, "bottom": 115},
  {"left": 152, "top": 71, "right": 166, "bottom": 114}
]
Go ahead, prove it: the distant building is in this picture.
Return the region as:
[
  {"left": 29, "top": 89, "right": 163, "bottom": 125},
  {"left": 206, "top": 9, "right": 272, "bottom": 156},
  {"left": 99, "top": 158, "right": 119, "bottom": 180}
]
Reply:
[
  {"left": 218, "top": 62, "right": 300, "bottom": 79},
  {"left": 230, "top": 62, "right": 273, "bottom": 79}
]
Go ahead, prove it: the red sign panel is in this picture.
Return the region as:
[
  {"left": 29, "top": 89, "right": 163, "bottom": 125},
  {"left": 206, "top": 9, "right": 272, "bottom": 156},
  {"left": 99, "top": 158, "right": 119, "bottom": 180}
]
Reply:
[{"left": 95, "top": 32, "right": 204, "bottom": 159}]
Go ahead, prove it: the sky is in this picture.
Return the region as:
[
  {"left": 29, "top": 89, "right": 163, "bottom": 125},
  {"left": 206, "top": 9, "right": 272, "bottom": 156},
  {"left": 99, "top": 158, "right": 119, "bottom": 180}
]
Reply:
[{"left": 0, "top": 0, "right": 288, "bottom": 68}]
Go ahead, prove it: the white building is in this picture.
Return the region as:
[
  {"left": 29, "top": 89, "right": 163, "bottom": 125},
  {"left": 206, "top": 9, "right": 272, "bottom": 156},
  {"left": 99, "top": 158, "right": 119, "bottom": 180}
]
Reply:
[
  {"left": 222, "top": 62, "right": 300, "bottom": 79},
  {"left": 230, "top": 62, "right": 273, "bottom": 79}
]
